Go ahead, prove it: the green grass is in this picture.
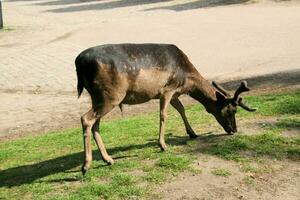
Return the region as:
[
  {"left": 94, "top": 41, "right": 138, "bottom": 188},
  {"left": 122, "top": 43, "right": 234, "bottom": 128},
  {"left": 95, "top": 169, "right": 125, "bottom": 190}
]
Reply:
[
  {"left": 238, "top": 90, "right": 300, "bottom": 117},
  {"left": 211, "top": 168, "right": 232, "bottom": 177},
  {"left": 0, "top": 89, "right": 299, "bottom": 199},
  {"left": 156, "top": 154, "right": 193, "bottom": 172},
  {"left": 143, "top": 169, "right": 166, "bottom": 184},
  {"left": 205, "top": 132, "right": 300, "bottom": 161}
]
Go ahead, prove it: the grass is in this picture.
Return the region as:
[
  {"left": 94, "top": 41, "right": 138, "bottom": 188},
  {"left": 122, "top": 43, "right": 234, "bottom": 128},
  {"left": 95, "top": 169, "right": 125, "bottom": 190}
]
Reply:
[
  {"left": 211, "top": 168, "right": 232, "bottom": 177},
  {"left": 0, "top": 89, "right": 299, "bottom": 199},
  {"left": 239, "top": 90, "right": 300, "bottom": 116},
  {"left": 205, "top": 132, "right": 300, "bottom": 161},
  {"left": 156, "top": 154, "right": 193, "bottom": 172}
]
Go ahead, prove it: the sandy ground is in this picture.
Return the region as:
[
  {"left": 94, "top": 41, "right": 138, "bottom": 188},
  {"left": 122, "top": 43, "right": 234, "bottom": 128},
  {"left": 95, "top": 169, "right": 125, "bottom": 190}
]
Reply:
[{"left": 0, "top": 0, "right": 300, "bottom": 137}]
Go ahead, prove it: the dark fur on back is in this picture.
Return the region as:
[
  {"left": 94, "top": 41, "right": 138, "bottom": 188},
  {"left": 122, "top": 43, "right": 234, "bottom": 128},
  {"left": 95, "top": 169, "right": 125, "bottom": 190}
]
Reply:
[{"left": 75, "top": 43, "right": 196, "bottom": 99}]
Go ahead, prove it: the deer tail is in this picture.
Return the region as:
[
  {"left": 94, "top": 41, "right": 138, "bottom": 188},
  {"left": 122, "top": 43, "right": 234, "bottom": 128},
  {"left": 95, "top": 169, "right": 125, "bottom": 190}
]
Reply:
[{"left": 75, "top": 55, "right": 84, "bottom": 98}]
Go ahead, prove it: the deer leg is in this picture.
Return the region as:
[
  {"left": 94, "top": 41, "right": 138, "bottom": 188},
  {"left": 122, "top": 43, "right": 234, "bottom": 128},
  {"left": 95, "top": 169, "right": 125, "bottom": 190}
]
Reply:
[
  {"left": 81, "top": 108, "right": 97, "bottom": 175},
  {"left": 170, "top": 98, "right": 198, "bottom": 138},
  {"left": 92, "top": 117, "right": 114, "bottom": 166},
  {"left": 159, "top": 93, "right": 174, "bottom": 151},
  {"left": 81, "top": 102, "right": 115, "bottom": 175}
]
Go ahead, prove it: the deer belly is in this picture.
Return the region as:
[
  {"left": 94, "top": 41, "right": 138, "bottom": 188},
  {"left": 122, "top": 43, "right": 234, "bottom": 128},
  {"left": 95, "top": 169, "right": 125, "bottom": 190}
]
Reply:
[{"left": 121, "top": 90, "right": 159, "bottom": 105}]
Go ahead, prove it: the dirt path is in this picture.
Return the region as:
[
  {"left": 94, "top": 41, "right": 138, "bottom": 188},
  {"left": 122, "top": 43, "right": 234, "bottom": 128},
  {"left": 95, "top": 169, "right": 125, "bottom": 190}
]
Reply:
[
  {"left": 1, "top": 0, "right": 300, "bottom": 140},
  {"left": 156, "top": 157, "right": 300, "bottom": 200}
]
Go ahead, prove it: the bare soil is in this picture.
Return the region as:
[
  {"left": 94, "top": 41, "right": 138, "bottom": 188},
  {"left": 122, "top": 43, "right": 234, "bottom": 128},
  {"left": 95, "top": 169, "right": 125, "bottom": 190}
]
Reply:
[{"left": 156, "top": 157, "right": 300, "bottom": 200}]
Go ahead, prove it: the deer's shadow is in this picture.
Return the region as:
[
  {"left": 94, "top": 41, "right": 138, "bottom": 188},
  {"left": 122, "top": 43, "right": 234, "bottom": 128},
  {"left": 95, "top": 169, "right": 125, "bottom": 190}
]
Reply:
[{"left": 0, "top": 132, "right": 228, "bottom": 188}]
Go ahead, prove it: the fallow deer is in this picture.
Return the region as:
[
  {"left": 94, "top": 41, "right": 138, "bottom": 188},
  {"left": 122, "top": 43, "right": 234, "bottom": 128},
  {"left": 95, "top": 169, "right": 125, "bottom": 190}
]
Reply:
[{"left": 75, "top": 43, "right": 256, "bottom": 174}]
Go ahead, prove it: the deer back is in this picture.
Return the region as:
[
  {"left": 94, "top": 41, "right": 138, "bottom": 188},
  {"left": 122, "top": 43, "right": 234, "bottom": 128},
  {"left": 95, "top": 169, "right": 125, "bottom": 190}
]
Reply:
[{"left": 75, "top": 44, "right": 196, "bottom": 105}]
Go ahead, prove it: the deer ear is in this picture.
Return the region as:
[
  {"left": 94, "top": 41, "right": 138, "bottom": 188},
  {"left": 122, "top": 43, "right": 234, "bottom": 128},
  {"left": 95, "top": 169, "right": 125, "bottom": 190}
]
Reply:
[{"left": 216, "top": 91, "right": 226, "bottom": 104}]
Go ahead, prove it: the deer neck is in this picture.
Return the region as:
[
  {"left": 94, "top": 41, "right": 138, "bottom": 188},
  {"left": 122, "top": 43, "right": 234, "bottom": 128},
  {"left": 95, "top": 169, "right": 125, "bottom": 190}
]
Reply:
[{"left": 188, "top": 74, "right": 217, "bottom": 113}]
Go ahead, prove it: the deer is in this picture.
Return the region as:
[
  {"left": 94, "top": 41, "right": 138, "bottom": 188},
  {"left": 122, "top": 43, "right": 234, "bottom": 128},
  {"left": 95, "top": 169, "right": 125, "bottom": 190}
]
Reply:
[{"left": 75, "top": 43, "right": 256, "bottom": 175}]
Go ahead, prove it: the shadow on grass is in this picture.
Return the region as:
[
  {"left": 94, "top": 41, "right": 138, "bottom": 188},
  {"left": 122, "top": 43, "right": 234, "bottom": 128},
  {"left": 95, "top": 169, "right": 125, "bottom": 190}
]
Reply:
[
  {"left": 0, "top": 133, "right": 225, "bottom": 188},
  {"left": 0, "top": 151, "right": 83, "bottom": 188},
  {"left": 2, "top": 128, "right": 298, "bottom": 188}
]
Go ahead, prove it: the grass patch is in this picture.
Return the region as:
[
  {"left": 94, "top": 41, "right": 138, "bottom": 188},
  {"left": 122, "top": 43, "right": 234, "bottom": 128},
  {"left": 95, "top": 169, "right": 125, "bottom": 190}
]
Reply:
[
  {"left": 143, "top": 170, "right": 166, "bottom": 184},
  {"left": 0, "top": 89, "right": 299, "bottom": 199},
  {"left": 241, "top": 90, "right": 300, "bottom": 116},
  {"left": 0, "top": 109, "right": 196, "bottom": 199},
  {"left": 156, "top": 154, "right": 192, "bottom": 172},
  {"left": 274, "top": 116, "right": 300, "bottom": 130},
  {"left": 55, "top": 174, "right": 142, "bottom": 200},
  {"left": 211, "top": 168, "right": 232, "bottom": 177},
  {"left": 205, "top": 132, "right": 300, "bottom": 161}
]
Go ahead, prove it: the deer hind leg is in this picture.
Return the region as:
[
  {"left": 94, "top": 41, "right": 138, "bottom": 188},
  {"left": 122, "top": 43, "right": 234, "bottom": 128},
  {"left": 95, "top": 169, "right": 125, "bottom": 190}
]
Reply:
[
  {"left": 81, "top": 102, "right": 115, "bottom": 175},
  {"left": 170, "top": 98, "right": 198, "bottom": 139},
  {"left": 159, "top": 92, "right": 174, "bottom": 151},
  {"left": 92, "top": 114, "right": 114, "bottom": 165},
  {"left": 81, "top": 108, "right": 97, "bottom": 175}
]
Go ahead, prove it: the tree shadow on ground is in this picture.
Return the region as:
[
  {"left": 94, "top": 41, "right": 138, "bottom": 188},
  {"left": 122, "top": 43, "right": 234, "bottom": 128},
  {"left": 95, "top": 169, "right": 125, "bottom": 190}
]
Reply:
[
  {"left": 8, "top": 0, "right": 251, "bottom": 13},
  {"left": 8, "top": 0, "right": 291, "bottom": 13},
  {"left": 0, "top": 132, "right": 227, "bottom": 188},
  {"left": 219, "top": 69, "right": 300, "bottom": 92},
  {"left": 44, "top": 0, "right": 172, "bottom": 13},
  {"left": 35, "top": 0, "right": 104, "bottom": 7},
  {"left": 146, "top": 0, "right": 250, "bottom": 12},
  {"left": 6, "top": 0, "right": 171, "bottom": 12}
]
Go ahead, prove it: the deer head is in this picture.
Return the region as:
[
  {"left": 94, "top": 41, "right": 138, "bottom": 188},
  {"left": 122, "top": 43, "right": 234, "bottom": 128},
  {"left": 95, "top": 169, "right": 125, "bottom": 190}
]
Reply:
[{"left": 211, "top": 81, "right": 256, "bottom": 134}]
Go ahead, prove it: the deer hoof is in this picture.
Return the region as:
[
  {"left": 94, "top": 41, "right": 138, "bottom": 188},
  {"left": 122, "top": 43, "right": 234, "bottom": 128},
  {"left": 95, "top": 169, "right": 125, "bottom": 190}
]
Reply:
[
  {"left": 159, "top": 144, "right": 167, "bottom": 151},
  {"left": 81, "top": 165, "right": 88, "bottom": 176},
  {"left": 105, "top": 157, "right": 114, "bottom": 165},
  {"left": 187, "top": 129, "right": 198, "bottom": 139},
  {"left": 189, "top": 133, "right": 198, "bottom": 139}
]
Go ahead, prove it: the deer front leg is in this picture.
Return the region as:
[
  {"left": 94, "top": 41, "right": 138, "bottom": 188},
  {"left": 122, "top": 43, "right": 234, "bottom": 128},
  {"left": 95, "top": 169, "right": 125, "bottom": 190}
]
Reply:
[
  {"left": 92, "top": 118, "right": 114, "bottom": 165},
  {"left": 81, "top": 109, "right": 97, "bottom": 175},
  {"left": 170, "top": 98, "right": 198, "bottom": 138},
  {"left": 159, "top": 93, "right": 174, "bottom": 151}
]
